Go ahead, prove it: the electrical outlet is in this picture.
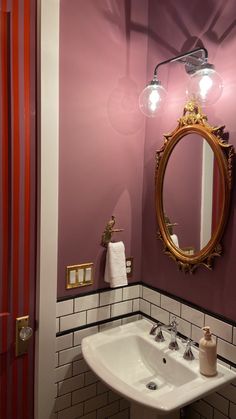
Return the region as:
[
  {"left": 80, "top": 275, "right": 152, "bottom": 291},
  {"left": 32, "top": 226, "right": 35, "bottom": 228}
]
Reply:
[{"left": 126, "top": 257, "right": 133, "bottom": 278}]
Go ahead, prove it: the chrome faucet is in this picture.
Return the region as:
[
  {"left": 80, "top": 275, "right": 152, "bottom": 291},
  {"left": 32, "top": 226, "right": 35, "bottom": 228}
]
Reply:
[
  {"left": 183, "top": 339, "right": 195, "bottom": 360},
  {"left": 149, "top": 317, "right": 179, "bottom": 350}
]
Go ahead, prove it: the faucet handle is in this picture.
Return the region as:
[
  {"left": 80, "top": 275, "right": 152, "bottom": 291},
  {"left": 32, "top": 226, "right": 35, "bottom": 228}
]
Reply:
[
  {"left": 149, "top": 323, "right": 158, "bottom": 335},
  {"left": 170, "top": 316, "right": 178, "bottom": 328},
  {"left": 155, "top": 325, "right": 165, "bottom": 342},
  {"left": 183, "top": 339, "right": 195, "bottom": 360}
]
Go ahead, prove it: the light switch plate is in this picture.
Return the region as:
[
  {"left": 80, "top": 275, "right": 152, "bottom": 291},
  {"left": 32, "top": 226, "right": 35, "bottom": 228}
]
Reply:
[{"left": 66, "top": 263, "right": 94, "bottom": 289}]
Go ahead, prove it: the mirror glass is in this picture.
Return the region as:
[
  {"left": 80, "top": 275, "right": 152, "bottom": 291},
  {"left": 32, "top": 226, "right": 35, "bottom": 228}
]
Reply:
[
  {"left": 163, "top": 133, "right": 222, "bottom": 256},
  {"left": 155, "top": 101, "right": 234, "bottom": 272}
]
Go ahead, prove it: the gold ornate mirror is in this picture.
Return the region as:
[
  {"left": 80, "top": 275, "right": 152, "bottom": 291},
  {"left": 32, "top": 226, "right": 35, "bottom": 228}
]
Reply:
[{"left": 155, "top": 101, "right": 234, "bottom": 273}]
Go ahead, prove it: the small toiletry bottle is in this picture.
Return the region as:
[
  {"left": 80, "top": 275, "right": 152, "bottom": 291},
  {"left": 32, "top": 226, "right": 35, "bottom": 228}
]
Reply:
[{"left": 199, "top": 326, "right": 217, "bottom": 376}]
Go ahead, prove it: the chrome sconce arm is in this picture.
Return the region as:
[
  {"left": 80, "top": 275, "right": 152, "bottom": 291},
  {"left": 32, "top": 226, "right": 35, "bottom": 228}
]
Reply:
[{"left": 139, "top": 47, "right": 223, "bottom": 117}]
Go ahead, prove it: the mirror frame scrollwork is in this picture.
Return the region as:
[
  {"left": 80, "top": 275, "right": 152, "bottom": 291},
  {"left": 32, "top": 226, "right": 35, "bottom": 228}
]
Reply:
[{"left": 155, "top": 101, "right": 234, "bottom": 273}]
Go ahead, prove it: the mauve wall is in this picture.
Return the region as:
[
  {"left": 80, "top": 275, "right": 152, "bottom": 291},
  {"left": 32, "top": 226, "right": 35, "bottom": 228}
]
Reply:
[
  {"left": 142, "top": 0, "right": 236, "bottom": 321},
  {"left": 58, "top": 0, "right": 148, "bottom": 297}
]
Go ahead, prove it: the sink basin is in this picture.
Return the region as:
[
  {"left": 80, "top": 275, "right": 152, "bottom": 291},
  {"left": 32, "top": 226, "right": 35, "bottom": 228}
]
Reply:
[{"left": 82, "top": 319, "right": 236, "bottom": 416}]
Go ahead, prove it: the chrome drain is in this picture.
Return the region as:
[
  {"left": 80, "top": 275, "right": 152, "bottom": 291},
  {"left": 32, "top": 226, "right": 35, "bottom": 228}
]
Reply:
[{"left": 146, "top": 381, "right": 158, "bottom": 390}]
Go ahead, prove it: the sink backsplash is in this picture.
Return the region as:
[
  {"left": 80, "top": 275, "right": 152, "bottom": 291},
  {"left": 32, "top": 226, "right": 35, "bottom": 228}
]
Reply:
[{"left": 54, "top": 283, "right": 236, "bottom": 419}]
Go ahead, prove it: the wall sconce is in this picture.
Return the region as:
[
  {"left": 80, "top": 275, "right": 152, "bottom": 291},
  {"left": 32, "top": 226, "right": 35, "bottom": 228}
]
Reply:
[{"left": 139, "top": 47, "right": 223, "bottom": 117}]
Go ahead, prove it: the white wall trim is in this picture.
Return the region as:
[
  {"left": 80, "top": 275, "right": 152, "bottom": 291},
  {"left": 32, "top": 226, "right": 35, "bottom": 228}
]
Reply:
[{"left": 35, "top": 1, "right": 59, "bottom": 418}]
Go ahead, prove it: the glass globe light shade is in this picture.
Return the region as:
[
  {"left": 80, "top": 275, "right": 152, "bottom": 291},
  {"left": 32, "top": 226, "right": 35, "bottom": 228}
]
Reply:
[
  {"left": 186, "top": 66, "right": 223, "bottom": 106},
  {"left": 139, "top": 80, "right": 167, "bottom": 117}
]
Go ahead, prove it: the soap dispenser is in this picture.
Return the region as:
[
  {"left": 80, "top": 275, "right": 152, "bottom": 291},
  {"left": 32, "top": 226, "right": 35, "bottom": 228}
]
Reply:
[{"left": 199, "top": 326, "right": 217, "bottom": 376}]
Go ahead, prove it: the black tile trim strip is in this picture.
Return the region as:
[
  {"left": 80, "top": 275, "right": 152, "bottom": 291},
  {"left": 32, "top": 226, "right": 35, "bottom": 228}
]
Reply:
[
  {"left": 57, "top": 282, "right": 140, "bottom": 302},
  {"left": 56, "top": 310, "right": 236, "bottom": 369},
  {"left": 56, "top": 311, "right": 141, "bottom": 337},
  {"left": 141, "top": 282, "right": 236, "bottom": 327},
  {"left": 57, "top": 281, "right": 236, "bottom": 327}
]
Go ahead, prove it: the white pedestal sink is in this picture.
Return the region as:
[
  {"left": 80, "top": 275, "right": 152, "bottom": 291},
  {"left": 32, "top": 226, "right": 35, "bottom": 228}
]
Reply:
[{"left": 82, "top": 319, "right": 236, "bottom": 416}]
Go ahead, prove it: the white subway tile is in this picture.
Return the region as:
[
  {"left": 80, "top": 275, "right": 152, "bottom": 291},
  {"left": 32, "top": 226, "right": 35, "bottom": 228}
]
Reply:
[
  {"left": 84, "top": 370, "right": 98, "bottom": 386},
  {"left": 72, "top": 359, "right": 89, "bottom": 375},
  {"left": 57, "top": 403, "right": 83, "bottom": 419},
  {"left": 142, "top": 287, "right": 160, "bottom": 306},
  {"left": 84, "top": 393, "right": 108, "bottom": 414},
  {"left": 55, "top": 364, "right": 73, "bottom": 383},
  {"left": 204, "top": 392, "right": 229, "bottom": 415},
  {"left": 217, "top": 339, "right": 236, "bottom": 364},
  {"left": 99, "top": 320, "right": 122, "bottom": 332},
  {"left": 191, "top": 325, "right": 202, "bottom": 344},
  {"left": 175, "top": 316, "right": 191, "bottom": 338},
  {"left": 110, "top": 300, "right": 132, "bottom": 317},
  {"left": 60, "top": 311, "right": 86, "bottom": 332},
  {"left": 205, "top": 315, "right": 233, "bottom": 343},
  {"left": 56, "top": 333, "right": 73, "bottom": 352},
  {"left": 87, "top": 306, "right": 110, "bottom": 323},
  {"left": 79, "top": 413, "right": 96, "bottom": 419},
  {"left": 140, "top": 299, "right": 151, "bottom": 316},
  {"left": 185, "top": 408, "right": 201, "bottom": 419},
  {"left": 56, "top": 318, "right": 59, "bottom": 333},
  {"left": 233, "top": 327, "right": 236, "bottom": 345},
  {"left": 192, "top": 399, "right": 213, "bottom": 418},
  {"left": 123, "top": 285, "right": 140, "bottom": 300},
  {"left": 74, "top": 325, "right": 98, "bottom": 346},
  {"left": 181, "top": 304, "right": 204, "bottom": 328},
  {"left": 161, "top": 295, "right": 180, "bottom": 316},
  {"left": 218, "top": 383, "right": 236, "bottom": 404},
  {"left": 122, "top": 314, "right": 140, "bottom": 325},
  {"left": 213, "top": 410, "right": 228, "bottom": 419},
  {"left": 74, "top": 294, "right": 99, "bottom": 312},
  {"left": 72, "top": 383, "right": 97, "bottom": 404},
  {"left": 229, "top": 401, "right": 236, "bottom": 418},
  {"left": 97, "top": 381, "right": 109, "bottom": 395},
  {"left": 151, "top": 304, "right": 169, "bottom": 324},
  {"left": 132, "top": 298, "right": 140, "bottom": 312},
  {"left": 54, "top": 394, "right": 71, "bottom": 413},
  {"left": 111, "top": 410, "right": 129, "bottom": 419},
  {"left": 59, "top": 346, "right": 82, "bottom": 366},
  {"left": 96, "top": 400, "right": 119, "bottom": 418},
  {"left": 100, "top": 289, "right": 122, "bottom": 306},
  {"left": 58, "top": 373, "right": 84, "bottom": 396},
  {"left": 56, "top": 300, "right": 73, "bottom": 317},
  {"left": 108, "top": 391, "right": 120, "bottom": 403},
  {"left": 119, "top": 398, "right": 130, "bottom": 410}
]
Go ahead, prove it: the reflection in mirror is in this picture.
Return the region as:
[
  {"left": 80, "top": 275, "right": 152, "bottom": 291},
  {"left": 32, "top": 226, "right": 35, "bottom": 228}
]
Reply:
[
  {"left": 155, "top": 101, "right": 234, "bottom": 273},
  {"left": 163, "top": 134, "right": 222, "bottom": 255}
]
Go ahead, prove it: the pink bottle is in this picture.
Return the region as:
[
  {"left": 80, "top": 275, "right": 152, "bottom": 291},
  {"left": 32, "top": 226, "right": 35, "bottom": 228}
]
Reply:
[{"left": 199, "top": 326, "right": 217, "bottom": 376}]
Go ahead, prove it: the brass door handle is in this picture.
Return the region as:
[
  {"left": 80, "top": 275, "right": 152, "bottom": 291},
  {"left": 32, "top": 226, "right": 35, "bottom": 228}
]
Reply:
[{"left": 16, "top": 316, "right": 33, "bottom": 356}]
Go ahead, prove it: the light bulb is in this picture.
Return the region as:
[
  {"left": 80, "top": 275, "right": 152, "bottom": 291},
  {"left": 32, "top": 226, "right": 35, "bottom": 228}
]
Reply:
[
  {"left": 186, "top": 66, "right": 223, "bottom": 106},
  {"left": 139, "top": 79, "right": 167, "bottom": 117}
]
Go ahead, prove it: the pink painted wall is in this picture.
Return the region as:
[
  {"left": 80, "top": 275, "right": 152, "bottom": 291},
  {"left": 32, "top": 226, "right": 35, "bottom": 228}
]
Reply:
[
  {"left": 142, "top": 0, "right": 236, "bottom": 320},
  {"left": 58, "top": 0, "right": 148, "bottom": 297}
]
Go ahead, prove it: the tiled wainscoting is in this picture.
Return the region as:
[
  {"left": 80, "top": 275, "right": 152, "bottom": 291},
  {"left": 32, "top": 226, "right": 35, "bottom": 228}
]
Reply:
[{"left": 55, "top": 284, "right": 236, "bottom": 419}]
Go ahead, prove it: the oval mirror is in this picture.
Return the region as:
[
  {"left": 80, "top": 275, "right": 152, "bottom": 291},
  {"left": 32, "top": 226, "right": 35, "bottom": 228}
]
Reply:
[{"left": 155, "top": 101, "right": 234, "bottom": 273}]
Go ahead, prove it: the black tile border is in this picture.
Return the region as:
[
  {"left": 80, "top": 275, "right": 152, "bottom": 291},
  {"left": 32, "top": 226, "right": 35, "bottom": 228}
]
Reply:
[
  {"left": 57, "top": 282, "right": 236, "bottom": 327},
  {"left": 141, "top": 282, "right": 236, "bottom": 327},
  {"left": 56, "top": 311, "right": 141, "bottom": 337}
]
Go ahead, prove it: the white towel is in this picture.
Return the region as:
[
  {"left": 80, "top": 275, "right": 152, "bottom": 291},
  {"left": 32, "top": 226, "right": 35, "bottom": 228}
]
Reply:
[
  {"left": 170, "top": 233, "right": 179, "bottom": 248},
  {"left": 104, "top": 241, "right": 128, "bottom": 288}
]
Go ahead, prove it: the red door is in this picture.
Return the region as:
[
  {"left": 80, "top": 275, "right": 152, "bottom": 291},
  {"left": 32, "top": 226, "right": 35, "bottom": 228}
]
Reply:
[{"left": 0, "top": 2, "right": 37, "bottom": 418}]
